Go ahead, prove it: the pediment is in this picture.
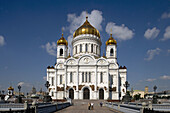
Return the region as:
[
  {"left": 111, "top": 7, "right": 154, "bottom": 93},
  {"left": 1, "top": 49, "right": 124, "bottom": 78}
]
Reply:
[
  {"left": 57, "top": 63, "right": 64, "bottom": 69},
  {"left": 67, "top": 59, "right": 77, "bottom": 65},
  {"left": 79, "top": 55, "right": 95, "bottom": 65}
]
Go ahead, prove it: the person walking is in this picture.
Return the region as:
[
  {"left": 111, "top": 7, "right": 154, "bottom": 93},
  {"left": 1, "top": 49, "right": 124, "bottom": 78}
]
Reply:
[
  {"left": 91, "top": 103, "right": 94, "bottom": 110},
  {"left": 88, "top": 103, "right": 91, "bottom": 110},
  {"left": 100, "top": 102, "right": 103, "bottom": 107}
]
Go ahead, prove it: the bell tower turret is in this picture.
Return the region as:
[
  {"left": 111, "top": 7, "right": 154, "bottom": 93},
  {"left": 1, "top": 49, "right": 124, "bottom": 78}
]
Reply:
[
  {"left": 106, "top": 33, "right": 117, "bottom": 63},
  {"left": 56, "top": 32, "right": 68, "bottom": 63}
]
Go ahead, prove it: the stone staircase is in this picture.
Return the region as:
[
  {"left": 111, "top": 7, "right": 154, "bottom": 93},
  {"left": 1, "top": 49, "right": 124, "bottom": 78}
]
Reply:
[{"left": 72, "top": 99, "right": 106, "bottom": 107}]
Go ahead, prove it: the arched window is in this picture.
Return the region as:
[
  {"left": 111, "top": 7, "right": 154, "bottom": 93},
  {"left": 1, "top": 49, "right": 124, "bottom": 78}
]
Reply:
[
  {"left": 85, "top": 72, "right": 87, "bottom": 82},
  {"left": 70, "top": 72, "right": 73, "bottom": 83},
  {"left": 80, "top": 44, "right": 82, "bottom": 52},
  {"left": 60, "top": 75, "right": 62, "bottom": 84},
  {"left": 96, "top": 45, "right": 98, "bottom": 54},
  {"left": 51, "top": 92, "right": 54, "bottom": 97},
  {"left": 60, "top": 48, "right": 63, "bottom": 56},
  {"left": 89, "top": 72, "right": 91, "bottom": 82},
  {"left": 110, "top": 75, "right": 113, "bottom": 85},
  {"left": 110, "top": 48, "right": 114, "bottom": 56},
  {"left": 85, "top": 44, "right": 88, "bottom": 52},
  {"left": 100, "top": 72, "right": 103, "bottom": 83},
  {"left": 82, "top": 72, "right": 84, "bottom": 82},
  {"left": 75, "top": 46, "right": 77, "bottom": 54},
  {"left": 91, "top": 44, "right": 93, "bottom": 53},
  {"left": 51, "top": 77, "right": 54, "bottom": 86}
]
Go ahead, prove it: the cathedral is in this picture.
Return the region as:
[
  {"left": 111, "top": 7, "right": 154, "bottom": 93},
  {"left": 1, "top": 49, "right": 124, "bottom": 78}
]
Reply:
[{"left": 46, "top": 16, "right": 127, "bottom": 100}]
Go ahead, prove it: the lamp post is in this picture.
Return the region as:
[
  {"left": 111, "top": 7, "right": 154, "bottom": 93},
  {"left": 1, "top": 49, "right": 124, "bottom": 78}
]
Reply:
[
  {"left": 122, "top": 81, "right": 130, "bottom": 102},
  {"left": 153, "top": 85, "right": 157, "bottom": 94},
  {"left": 45, "top": 81, "right": 50, "bottom": 95},
  {"left": 153, "top": 85, "right": 158, "bottom": 104},
  {"left": 43, "top": 81, "right": 52, "bottom": 102},
  {"left": 18, "top": 85, "right": 21, "bottom": 96},
  {"left": 124, "top": 81, "right": 130, "bottom": 94},
  {"left": 2, "top": 90, "right": 4, "bottom": 95},
  {"left": 18, "top": 85, "right": 22, "bottom": 103}
]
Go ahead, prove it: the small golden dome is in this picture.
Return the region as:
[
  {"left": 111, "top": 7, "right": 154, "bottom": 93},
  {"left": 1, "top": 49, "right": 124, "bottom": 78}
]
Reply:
[
  {"left": 73, "top": 16, "right": 100, "bottom": 38},
  {"left": 106, "top": 34, "right": 117, "bottom": 45},
  {"left": 8, "top": 86, "right": 14, "bottom": 90},
  {"left": 57, "top": 33, "right": 68, "bottom": 46}
]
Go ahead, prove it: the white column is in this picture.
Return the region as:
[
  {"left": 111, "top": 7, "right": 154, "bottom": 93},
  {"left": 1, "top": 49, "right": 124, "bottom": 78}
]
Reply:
[
  {"left": 64, "top": 65, "right": 67, "bottom": 98},
  {"left": 76, "top": 65, "right": 79, "bottom": 99},
  {"left": 55, "top": 69, "right": 58, "bottom": 99},
  {"left": 95, "top": 66, "right": 97, "bottom": 99},
  {"left": 107, "top": 65, "right": 109, "bottom": 99}
]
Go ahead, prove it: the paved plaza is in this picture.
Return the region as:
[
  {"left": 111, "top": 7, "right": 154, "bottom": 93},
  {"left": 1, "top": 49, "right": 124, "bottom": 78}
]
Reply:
[{"left": 56, "top": 100, "right": 123, "bottom": 113}]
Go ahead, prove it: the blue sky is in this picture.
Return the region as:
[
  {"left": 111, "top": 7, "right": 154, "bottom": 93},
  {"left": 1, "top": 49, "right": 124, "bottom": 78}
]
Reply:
[{"left": 0, "top": 0, "right": 170, "bottom": 94}]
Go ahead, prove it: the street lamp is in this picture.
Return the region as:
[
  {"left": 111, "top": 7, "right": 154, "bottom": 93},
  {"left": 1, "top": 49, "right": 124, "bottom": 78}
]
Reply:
[
  {"left": 45, "top": 81, "right": 50, "bottom": 95},
  {"left": 43, "top": 81, "right": 52, "bottom": 102},
  {"left": 124, "top": 81, "right": 130, "bottom": 94},
  {"left": 18, "top": 85, "right": 21, "bottom": 96},
  {"left": 2, "top": 90, "right": 4, "bottom": 95},
  {"left": 153, "top": 85, "right": 157, "bottom": 94},
  {"left": 18, "top": 85, "right": 22, "bottom": 103}
]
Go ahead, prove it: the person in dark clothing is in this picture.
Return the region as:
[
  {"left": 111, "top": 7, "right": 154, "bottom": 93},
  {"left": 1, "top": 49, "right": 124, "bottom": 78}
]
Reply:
[
  {"left": 88, "top": 103, "right": 91, "bottom": 110},
  {"left": 100, "top": 102, "right": 103, "bottom": 107}
]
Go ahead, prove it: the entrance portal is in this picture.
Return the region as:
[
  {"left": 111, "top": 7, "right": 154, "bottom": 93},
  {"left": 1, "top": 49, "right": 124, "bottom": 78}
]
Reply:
[
  {"left": 69, "top": 89, "right": 74, "bottom": 99},
  {"left": 83, "top": 88, "right": 90, "bottom": 99},
  {"left": 99, "top": 89, "right": 104, "bottom": 99}
]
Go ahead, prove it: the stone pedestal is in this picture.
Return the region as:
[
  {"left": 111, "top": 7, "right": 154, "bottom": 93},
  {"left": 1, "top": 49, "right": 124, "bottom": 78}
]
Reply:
[
  {"left": 122, "top": 94, "right": 131, "bottom": 103},
  {"left": 18, "top": 96, "right": 22, "bottom": 103},
  {"left": 152, "top": 94, "right": 157, "bottom": 104},
  {"left": 43, "top": 95, "right": 52, "bottom": 102}
]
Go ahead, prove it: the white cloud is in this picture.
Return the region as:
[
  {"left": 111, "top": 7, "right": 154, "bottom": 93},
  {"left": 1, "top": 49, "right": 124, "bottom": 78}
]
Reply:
[
  {"left": 17, "top": 82, "right": 31, "bottom": 87},
  {"left": 160, "top": 75, "right": 170, "bottom": 80},
  {"left": 105, "top": 22, "right": 134, "bottom": 41},
  {"left": 144, "top": 27, "right": 160, "bottom": 39},
  {"left": 0, "top": 35, "right": 5, "bottom": 46},
  {"left": 66, "top": 10, "right": 104, "bottom": 54},
  {"left": 67, "top": 35, "right": 73, "bottom": 54},
  {"left": 161, "top": 26, "right": 170, "bottom": 41},
  {"left": 161, "top": 12, "right": 170, "bottom": 19},
  {"left": 146, "top": 78, "right": 156, "bottom": 82},
  {"left": 41, "top": 42, "right": 56, "bottom": 56},
  {"left": 145, "top": 48, "right": 161, "bottom": 61},
  {"left": 67, "top": 10, "right": 103, "bottom": 34},
  {"left": 168, "top": 49, "right": 170, "bottom": 54},
  {"left": 18, "top": 82, "right": 25, "bottom": 86}
]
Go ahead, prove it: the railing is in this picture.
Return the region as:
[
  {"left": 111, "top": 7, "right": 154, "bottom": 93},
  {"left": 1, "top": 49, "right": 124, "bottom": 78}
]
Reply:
[
  {"left": 152, "top": 104, "right": 170, "bottom": 109},
  {"left": 0, "top": 102, "right": 71, "bottom": 113},
  {"left": 0, "top": 103, "right": 24, "bottom": 108},
  {"left": 106, "top": 102, "right": 170, "bottom": 113}
]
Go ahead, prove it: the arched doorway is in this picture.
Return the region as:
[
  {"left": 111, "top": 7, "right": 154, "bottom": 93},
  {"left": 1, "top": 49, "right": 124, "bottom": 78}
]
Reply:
[
  {"left": 99, "top": 89, "right": 104, "bottom": 99},
  {"left": 69, "top": 89, "right": 74, "bottom": 99},
  {"left": 83, "top": 88, "right": 90, "bottom": 99}
]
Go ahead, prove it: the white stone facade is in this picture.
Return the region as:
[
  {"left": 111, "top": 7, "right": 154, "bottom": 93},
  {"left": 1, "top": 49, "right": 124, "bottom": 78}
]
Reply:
[{"left": 47, "top": 25, "right": 127, "bottom": 100}]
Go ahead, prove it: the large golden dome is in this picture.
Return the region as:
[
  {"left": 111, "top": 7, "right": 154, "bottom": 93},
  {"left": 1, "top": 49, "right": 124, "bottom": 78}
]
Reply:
[
  {"left": 73, "top": 17, "right": 100, "bottom": 38},
  {"left": 57, "top": 33, "right": 68, "bottom": 46},
  {"left": 106, "top": 34, "right": 117, "bottom": 45}
]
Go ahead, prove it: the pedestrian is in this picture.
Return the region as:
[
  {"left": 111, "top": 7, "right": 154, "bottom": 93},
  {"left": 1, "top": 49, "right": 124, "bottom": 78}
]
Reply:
[
  {"left": 100, "top": 102, "right": 103, "bottom": 107},
  {"left": 91, "top": 103, "right": 94, "bottom": 110},
  {"left": 88, "top": 102, "right": 91, "bottom": 110}
]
